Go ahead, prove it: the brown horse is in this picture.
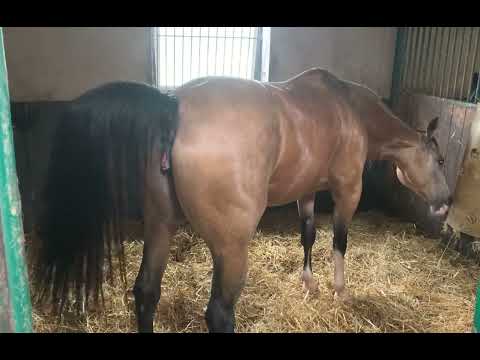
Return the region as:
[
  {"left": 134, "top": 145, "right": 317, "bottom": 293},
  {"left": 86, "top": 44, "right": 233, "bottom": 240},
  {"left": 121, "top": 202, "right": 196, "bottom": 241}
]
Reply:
[{"left": 35, "top": 68, "right": 451, "bottom": 333}]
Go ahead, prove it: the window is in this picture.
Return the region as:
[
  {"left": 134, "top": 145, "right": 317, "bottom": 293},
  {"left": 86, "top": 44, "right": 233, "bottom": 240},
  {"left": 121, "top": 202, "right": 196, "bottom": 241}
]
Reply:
[{"left": 154, "top": 27, "right": 270, "bottom": 90}]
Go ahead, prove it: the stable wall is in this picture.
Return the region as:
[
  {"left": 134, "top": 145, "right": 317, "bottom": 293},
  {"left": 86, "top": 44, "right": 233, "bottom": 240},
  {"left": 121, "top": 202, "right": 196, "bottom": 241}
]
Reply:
[
  {"left": 5, "top": 27, "right": 398, "bottom": 101},
  {"left": 3, "top": 27, "right": 152, "bottom": 231},
  {"left": 3, "top": 27, "right": 151, "bottom": 101},
  {"left": 269, "top": 27, "right": 398, "bottom": 98}
]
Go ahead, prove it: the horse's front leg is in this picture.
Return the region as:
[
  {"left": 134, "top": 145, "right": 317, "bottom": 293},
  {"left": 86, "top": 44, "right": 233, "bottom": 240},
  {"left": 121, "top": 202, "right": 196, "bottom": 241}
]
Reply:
[
  {"left": 297, "top": 193, "right": 318, "bottom": 293},
  {"left": 330, "top": 180, "right": 362, "bottom": 302}
]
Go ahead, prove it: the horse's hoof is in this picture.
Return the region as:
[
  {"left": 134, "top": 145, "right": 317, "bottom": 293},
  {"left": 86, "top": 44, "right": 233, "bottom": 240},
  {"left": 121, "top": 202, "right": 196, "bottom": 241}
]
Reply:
[
  {"left": 334, "top": 288, "right": 353, "bottom": 304},
  {"left": 301, "top": 271, "right": 319, "bottom": 294}
]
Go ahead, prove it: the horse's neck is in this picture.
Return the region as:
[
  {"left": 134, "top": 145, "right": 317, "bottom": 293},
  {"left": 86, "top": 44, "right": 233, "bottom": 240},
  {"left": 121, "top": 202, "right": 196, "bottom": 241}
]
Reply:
[
  {"left": 370, "top": 114, "right": 421, "bottom": 163},
  {"left": 346, "top": 83, "right": 420, "bottom": 162}
]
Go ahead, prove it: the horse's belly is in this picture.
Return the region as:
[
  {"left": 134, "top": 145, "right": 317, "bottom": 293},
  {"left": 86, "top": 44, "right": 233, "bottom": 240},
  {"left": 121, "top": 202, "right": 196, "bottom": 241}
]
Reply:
[{"left": 266, "top": 173, "right": 329, "bottom": 207}]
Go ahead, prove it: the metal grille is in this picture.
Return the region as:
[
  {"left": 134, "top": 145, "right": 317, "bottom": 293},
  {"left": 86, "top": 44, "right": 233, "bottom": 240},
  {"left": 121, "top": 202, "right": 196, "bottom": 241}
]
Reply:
[
  {"left": 155, "top": 27, "right": 261, "bottom": 89},
  {"left": 394, "top": 27, "right": 480, "bottom": 103}
]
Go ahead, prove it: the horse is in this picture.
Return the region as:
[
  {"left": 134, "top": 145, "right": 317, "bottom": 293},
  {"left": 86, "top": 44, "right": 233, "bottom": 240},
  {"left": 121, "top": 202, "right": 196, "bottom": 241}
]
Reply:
[{"left": 34, "top": 68, "right": 452, "bottom": 333}]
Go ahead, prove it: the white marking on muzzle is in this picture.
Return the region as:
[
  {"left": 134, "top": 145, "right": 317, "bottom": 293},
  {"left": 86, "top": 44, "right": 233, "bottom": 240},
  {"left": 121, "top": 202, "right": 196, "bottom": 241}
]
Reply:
[{"left": 430, "top": 204, "right": 449, "bottom": 216}]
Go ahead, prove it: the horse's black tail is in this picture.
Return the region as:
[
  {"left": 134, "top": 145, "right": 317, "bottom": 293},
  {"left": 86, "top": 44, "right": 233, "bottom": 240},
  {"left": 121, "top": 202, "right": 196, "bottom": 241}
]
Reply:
[{"left": 33, "top": 81, "right": 179, "bottom": 314}]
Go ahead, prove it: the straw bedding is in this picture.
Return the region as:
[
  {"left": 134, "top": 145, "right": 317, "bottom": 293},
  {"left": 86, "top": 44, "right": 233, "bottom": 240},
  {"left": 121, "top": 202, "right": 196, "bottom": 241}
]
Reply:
[{"left": 31, "top": 206, "right": 479, "bottom": 333}]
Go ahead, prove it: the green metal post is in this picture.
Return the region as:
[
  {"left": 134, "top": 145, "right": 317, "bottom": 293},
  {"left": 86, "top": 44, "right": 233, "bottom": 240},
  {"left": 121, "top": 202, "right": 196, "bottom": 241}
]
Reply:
[
  {"left": 0, "top": 28, "right": 33, "bottom": 333},
  {"left": 474, "top": 282, "right": 480, "bottom": 333},
  {"left": 389, "top": 27, "right": 408, "bottom": 108}
]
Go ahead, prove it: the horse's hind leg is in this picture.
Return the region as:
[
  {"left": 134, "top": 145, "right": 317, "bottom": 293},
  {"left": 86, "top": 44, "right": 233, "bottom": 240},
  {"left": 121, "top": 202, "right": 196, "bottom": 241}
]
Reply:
[
  {"left": 205, "top": 236, "right": 249, "bottom": 332},
  {"left": 180, "top": 199, "right": 263, "bottom": 332},
  {"left": 133, "top": 218, "right": 176, "bottom": 332},
  {"left": 133, "top": 156, "right": 183, "bottom": 332},
  {"left": 297, "top": 193, "right": 318, "bottom": 293}
]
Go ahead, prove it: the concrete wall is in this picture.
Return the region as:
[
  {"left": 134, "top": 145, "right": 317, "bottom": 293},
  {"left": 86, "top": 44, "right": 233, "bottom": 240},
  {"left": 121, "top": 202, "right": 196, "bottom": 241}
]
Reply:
[
  {"left": 3, "top": 27, "right": 153, "bottom": 231},
  {"left": 3, "top": 27, "right": 151, "bottom": 101},
  {"left": 269, "top": 27, "right": 398, "bottom": 98}
]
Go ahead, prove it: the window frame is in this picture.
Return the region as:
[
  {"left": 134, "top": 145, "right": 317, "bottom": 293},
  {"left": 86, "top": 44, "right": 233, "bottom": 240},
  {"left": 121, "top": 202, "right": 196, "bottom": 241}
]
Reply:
[{"left": 150, "top": 27, "right": 270, "bottom": 91}]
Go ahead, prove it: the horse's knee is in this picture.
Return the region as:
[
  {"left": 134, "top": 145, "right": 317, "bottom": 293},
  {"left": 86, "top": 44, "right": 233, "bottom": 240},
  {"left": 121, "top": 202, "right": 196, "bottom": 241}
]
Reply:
[{"left": 301, "top": 216, "right": 316, "bottom": 246}]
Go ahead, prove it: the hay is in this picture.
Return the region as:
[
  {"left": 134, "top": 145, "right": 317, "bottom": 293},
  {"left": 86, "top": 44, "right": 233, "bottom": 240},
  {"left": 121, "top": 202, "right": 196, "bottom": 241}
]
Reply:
[{"left": 31, "top": 206, "right": 479, "bottom": 332}]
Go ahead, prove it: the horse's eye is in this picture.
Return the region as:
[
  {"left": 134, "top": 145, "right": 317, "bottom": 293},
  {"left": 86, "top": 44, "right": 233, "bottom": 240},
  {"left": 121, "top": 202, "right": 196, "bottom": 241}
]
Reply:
[{"left": 438, "top": 159, "right": 444, "bottom": 166}]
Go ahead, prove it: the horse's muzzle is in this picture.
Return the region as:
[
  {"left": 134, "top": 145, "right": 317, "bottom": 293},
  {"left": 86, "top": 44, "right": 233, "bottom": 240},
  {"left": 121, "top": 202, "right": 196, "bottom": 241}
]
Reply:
[
  {"left": 430, "top": 204, "right": 449, "bottom": 217},
  {"left": 429, "top": 196, "right": 453, "bottom": 218}
]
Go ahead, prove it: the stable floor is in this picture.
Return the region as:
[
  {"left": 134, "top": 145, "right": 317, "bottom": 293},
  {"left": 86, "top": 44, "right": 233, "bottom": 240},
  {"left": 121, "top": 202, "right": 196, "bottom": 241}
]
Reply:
[{"left": 32, "top": 206, "right": 479, "bottom": 332}]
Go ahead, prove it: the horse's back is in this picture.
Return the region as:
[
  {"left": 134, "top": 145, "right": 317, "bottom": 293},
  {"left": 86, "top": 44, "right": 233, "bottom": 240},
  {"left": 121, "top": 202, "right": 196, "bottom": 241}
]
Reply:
[
  {"left": 171, "top": 70, "right": 384, "bottom": 210},
  {"left": 174, "top": 76, "right": 281, "bottom": 165},
  {"left": 176, "top": 77, "right": 276, "bottom": 127}
]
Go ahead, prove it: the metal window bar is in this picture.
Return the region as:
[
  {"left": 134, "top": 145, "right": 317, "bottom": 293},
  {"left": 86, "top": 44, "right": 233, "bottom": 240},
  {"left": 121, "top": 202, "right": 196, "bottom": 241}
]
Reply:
[
  {"left": 156, "top": 27, "right": 261, "bottom": 90},
  {"left": 395, "top": 27, "right": 480, "bottom": 103}
]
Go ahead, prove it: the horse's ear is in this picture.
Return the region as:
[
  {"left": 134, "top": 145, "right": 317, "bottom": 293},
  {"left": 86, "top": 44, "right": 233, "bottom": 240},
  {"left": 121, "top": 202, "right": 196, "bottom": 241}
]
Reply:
[{"left": 426, "top": 117, "right": 439, "bottom": 139}]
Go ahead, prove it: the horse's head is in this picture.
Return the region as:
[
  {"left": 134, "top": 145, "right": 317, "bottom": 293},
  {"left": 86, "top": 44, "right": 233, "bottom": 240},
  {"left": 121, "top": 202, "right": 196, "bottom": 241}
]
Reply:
[{"left": 395, "top": 117, "right": 452, "bottom": 219}]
